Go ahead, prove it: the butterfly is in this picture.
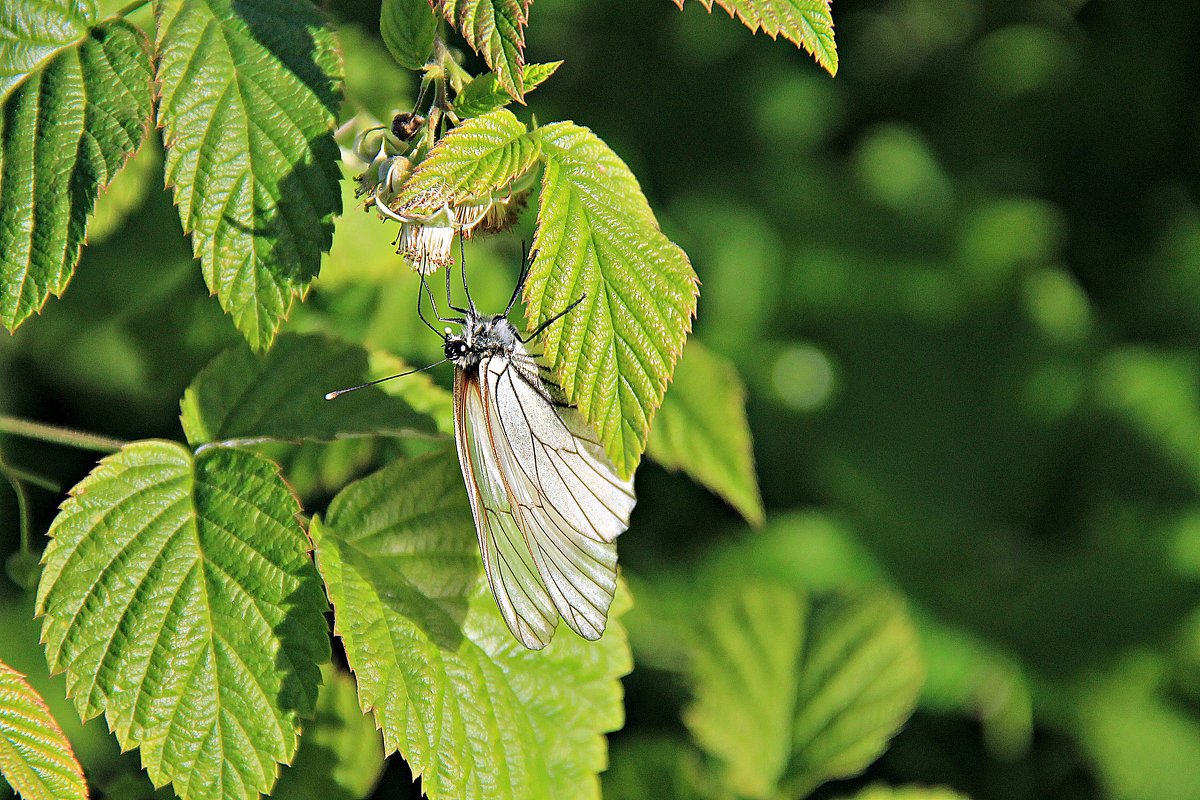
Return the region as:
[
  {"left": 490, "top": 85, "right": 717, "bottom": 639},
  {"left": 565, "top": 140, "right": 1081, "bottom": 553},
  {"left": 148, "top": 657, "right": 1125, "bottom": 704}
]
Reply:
[
  {"left": 434, "top": 257, "right": 635, "bottom": 648},
  {"left": 330, "top": 252, "right": 635, "bottom": 649}
]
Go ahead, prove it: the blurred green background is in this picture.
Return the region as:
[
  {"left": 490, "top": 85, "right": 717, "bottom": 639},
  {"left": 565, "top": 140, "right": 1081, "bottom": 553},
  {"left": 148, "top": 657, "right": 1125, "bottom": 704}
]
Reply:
[{"left": 3, "top": 0, "right": 1200, "bottom": 798}]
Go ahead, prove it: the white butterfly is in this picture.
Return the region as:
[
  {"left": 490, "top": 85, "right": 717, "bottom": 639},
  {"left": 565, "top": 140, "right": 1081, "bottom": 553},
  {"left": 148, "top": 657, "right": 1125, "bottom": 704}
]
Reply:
[{"left": 431, "top": 260, "right": 636, "bottom": 649}]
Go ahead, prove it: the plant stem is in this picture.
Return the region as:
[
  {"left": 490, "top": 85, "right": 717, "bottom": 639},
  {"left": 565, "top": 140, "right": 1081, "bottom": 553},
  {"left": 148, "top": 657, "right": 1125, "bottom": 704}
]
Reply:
[
  {"left": 1, "top": 464, "right": 58, "bottom": 493},
  {"left": 0, "top": 415, "right": 126, "bottom": 453},
  {"left": 0, "top": 453, "right": 33, "bottom": 556}
]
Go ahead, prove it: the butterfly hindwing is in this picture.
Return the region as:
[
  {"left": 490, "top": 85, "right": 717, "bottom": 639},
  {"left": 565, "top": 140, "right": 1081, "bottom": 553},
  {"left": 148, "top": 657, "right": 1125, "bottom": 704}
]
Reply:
[
  {"left": 454, "top": 368, "right": 557, "bottom": 649},
  {"left": 479, "top": 349, "right": 634, "bottom": 641}
]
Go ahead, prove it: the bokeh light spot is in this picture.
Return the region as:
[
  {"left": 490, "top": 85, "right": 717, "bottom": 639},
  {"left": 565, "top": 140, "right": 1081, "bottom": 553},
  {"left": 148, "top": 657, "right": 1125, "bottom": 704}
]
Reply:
[
  {"left": 1022, "top": 267, "right": 1093, "bottom": 343},
  {"left": 1169, "top": 511, "right": 1200, "bottom": 577},
  {"left": 972, "top": 25, "right": 1077, "bottom": 96},
  {"left": 854, "top": 124, "right": 953, "bottom": 219},
  {"left": 773, "top": 343, "right": 836, "bottom": 411}
]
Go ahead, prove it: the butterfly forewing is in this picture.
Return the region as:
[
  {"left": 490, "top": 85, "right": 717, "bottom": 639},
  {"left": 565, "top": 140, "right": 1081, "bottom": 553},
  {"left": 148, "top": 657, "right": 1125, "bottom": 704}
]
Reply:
[
  {"left": 490, "top": 356, "right": 634, "bottom": 539},
  {"left": 453, "top": 339, "right": 635, "bottom": 647},
  {"left": 454, "top": 368, "right": 558, "bottom": 649}
]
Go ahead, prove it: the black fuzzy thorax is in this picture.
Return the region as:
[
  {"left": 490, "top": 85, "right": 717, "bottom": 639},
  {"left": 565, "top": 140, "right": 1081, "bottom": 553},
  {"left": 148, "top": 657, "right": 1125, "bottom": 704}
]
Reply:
[{"left": 444, "top": 311, "right": 520, "bottom": 370}]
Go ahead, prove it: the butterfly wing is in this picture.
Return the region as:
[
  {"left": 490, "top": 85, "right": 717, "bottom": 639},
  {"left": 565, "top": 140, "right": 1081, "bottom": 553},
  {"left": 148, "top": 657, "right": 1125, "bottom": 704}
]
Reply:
[
  {"left": 453, "top": 367, "right": 558, "bottom": 649},
  {"left": 479, "top": 349, "right": 636, "bottom": 641}
]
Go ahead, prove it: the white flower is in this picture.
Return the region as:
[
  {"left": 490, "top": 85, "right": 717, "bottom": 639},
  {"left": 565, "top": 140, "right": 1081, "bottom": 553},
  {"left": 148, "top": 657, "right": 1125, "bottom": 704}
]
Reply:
[
  {"left": 396, "top": 219, "right": 455, "bottom": 274},
  {"left": 347, "top": 122, "right": 533, "bottom": 274}
]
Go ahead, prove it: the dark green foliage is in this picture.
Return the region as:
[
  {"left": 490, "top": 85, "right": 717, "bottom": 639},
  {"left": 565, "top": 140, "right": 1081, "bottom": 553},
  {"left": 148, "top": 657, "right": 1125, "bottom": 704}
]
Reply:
[{"left": 2, "top": 1, "right": 1196, "bottom": 800}]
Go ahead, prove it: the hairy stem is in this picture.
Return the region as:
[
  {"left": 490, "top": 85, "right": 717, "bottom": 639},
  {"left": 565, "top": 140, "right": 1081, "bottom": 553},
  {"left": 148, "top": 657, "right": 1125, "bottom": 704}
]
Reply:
[{"left": 0, "top": 415, "right": 127, "bottom": 453}]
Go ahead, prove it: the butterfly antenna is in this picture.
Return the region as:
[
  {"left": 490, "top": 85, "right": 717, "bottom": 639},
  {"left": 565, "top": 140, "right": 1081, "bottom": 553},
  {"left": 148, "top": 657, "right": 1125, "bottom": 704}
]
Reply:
[
  {"left": 324, "top": 359, "right": 449, "bottom": 400},
  {"left": 521, "top": 293, "right": 586, "bottom": 342}
]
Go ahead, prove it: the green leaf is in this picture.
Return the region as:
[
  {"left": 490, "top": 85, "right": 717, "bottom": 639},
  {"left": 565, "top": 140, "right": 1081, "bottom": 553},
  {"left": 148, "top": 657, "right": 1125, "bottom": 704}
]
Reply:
[
  {"left": 380, "top": 0, "right": 438, "bottom": 70},
  {"left": 394, "top": 107, "right": 540, "bottom": 212},
  {"left": 647, "top": 339, "right": 763, "bottom": 524},
  {"left": 0, "top": 659, "right": 87, "bottom": 800},
  {"left": 454, "top": 61, "right": 560, "bottom": 117},
  {"left": 684, "top": 583, "right": 804, "bottom": 799},
  {"left": 684, "top": 586, "right": 923, "bottom": 799},
  {"left": 313, "top": 450, "right": 632, "bottom": 800},
  {"left": 528, "top": 122, "right": 698, "bottom": 478},
  {"left": 179, "top": 333, "right": 437, "bottom": 447},
  {"left": 433, "top": 0, "right": 530, "bottom": 100},
  {"left": 789, "top": 594, "right": 925, "bottom": 797},
  {"left": 0, "top": 21, "right": 151, "bottom": 331},
  {"left": 842, "top": 786, "right": 971, "bottom": 800},
  {"left": 272, "top": 665, "right": 385, "bottom": 800},
  {"left": 1075, "top": 655, "right": 1200, "bottom": 800},
  {"left": 0, "top": 0, "right": 96, "bottom": 102},
  {"left": 672, "top": 0, "right": 838, "bottom": 75},
  {"left": 36, "top": 440, "right": 330, "bottom": 800},
  {"left": 156, "top": 0, "right": 343, "bottom": 350}
]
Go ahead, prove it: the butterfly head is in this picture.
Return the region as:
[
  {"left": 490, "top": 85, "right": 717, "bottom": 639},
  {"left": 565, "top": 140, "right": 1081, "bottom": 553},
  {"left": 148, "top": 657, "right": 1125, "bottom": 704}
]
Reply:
[{"left": 443, "top": 311, "right": 519, "bottom": 369}]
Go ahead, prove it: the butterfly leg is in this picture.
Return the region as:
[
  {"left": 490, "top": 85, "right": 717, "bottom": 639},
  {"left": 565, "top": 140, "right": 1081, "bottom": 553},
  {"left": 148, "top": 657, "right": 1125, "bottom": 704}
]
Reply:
[
  {"left": 504, "top": 242, "right": 533, "bottom": 317},
  {"left": 445, "top": 251, "right": 469, "bottom": 315},
  {"left": 419, "top": 272, "right": 465, "bottom": 332}
]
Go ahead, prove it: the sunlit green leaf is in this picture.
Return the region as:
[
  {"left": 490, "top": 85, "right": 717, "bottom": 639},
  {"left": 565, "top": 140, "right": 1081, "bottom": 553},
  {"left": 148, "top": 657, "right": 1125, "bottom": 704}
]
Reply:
[
  {"left": 179, "top": 333, "right": 436, "bottom": 447},
  {"left": 380, "top": 0, "right": 437, "bottom": 70},
  {"left": 672, "top": 0, "right": 838, "bottom": 75},
  {"left": 528, "top": 122, "right": 698, "bottom": 478},
  {"left": 273, "top": 665, "right": 385, "bottom": 800},
  {"left": 0, "top": 21, "right": 151, "bottom": 330},
  {"left": 0, "top": 0, "right": 96, "bottom": 102},
  {"left": 394, "top": 108, "right": 540, "bottom": 212},
  {"left": 37, "top": 440, "right": 330, "bottom": 800},
  {"left": 433, "top": 0, "right": 530, "bottom": 100},
  {"left": 454, "top": 61, "right": 560, "bottom": 117},
  {"left": 0, "top": 593, "right": 122, "bottom": 796},
  {"left": 313, "top": 450, "right": 632, "bottom": 800},
  {"left": 684, "top": 585, "right": 923, "bottom": 799},
  {"left": 648, "top": 339, "right": 763, "bottom": 524},
  {"left": 0, "top": 659, "right": 86, "bottom": 800},
  {"left": 156, "top": 0, "right": 343, "bottom": 350}
]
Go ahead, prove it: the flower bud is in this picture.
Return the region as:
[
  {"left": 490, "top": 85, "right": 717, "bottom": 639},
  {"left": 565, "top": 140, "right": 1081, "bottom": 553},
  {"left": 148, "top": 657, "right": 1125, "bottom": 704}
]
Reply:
[{"left": 392, "top": 112, "right": 426, "bottom": 142}]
